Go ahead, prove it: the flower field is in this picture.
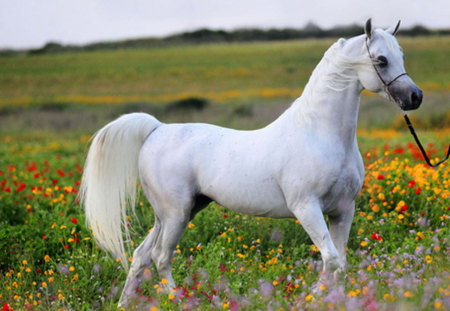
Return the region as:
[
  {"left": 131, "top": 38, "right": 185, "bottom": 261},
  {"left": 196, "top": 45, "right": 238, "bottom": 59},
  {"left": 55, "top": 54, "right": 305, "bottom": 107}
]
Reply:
[
  {"left": 0, "top": 36, "right": 449, "bottom": 310},
  {"left": 0, "top": 129, "right": 448, "bottom": 311}
]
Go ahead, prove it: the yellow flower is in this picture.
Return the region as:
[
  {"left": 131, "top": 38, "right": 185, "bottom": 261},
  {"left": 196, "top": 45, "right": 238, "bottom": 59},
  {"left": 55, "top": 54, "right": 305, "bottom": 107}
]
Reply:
[
  {"left": 348, "top": 289, "right": 360, "bottom": 297},
  {"left": 416, "top": 232, "right": 425, "bottom": 240},
  {"left": 310, "top": 244, "right": 319, "bottom": 252},
  {"left": 44, "top": 255, "right": 51, "bottom": 263},
  {"left": 42, "top": 282, "right": 48, "bottom": 288},
  {"left": 161, "top": 278, "right": 169, "bottom": 285},
  {"left": 305, "top": 294, "right": 313, "bottom": 302},
  {"left": 434, "top": 301, "right": 444, "bottom": 309},
  {"left": 404, "top": 290, "right": 413, "bottom": 298}
]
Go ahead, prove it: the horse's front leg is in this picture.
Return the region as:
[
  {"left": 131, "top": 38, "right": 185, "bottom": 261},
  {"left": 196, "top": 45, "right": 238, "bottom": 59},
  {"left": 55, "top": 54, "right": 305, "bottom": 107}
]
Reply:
[
  {"left": 290, "top": 198, "right": 342, "bottom": 286},
  {"left": 328, "top": 201, "right": 355, "bottom": 281}
]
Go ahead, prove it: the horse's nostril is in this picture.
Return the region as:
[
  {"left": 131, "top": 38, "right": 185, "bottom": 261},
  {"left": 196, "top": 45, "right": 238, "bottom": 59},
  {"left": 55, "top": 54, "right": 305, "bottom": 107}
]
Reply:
[{"left": 411, "top": 90, "right": 423, "bottom": 106}]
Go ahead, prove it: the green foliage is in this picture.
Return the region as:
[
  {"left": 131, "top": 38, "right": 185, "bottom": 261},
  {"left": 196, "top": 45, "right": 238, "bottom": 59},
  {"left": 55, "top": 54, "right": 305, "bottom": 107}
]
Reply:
[
  {"left": 165, "top": 97, "right": 209, "bottom": 113},
  {"left": 0, "top": 131, "right": 448, "bottom": 310}
]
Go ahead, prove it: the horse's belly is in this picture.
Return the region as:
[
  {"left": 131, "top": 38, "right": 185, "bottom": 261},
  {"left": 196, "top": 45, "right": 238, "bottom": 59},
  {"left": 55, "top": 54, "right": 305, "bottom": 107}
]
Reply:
[{"left": 201, "top": 177, "right": 293, "bottom": 218}]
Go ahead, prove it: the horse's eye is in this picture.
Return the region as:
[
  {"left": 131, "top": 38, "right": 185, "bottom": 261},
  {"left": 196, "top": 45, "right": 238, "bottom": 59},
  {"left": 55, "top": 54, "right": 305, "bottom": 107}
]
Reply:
[{"left": 377, "top": 56, "right": 388, "bottom": 67}]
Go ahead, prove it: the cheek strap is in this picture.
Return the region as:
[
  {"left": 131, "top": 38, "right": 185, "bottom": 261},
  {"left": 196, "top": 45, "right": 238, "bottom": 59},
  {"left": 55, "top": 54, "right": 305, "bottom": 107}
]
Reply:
[{"left": 365, "top": 38, "right": 408, "bottom": 92}]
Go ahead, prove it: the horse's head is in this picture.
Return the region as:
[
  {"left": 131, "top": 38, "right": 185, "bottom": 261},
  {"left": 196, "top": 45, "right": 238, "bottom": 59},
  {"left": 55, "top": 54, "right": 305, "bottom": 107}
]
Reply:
[{"left": 358, "top": 19, "right": 422, "bottom": 111}]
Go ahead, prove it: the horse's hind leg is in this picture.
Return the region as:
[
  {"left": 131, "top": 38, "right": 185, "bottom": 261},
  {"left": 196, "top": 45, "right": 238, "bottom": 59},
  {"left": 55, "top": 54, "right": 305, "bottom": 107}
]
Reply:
[
  {"left": 118, "top": 208, "right": 190, "bottom": 307},
  {"left": 151, "top": 215, "right": 190, "bottom": 289},
  {"left": 118, "top": 219, "right": 161, "bottom": 307}
]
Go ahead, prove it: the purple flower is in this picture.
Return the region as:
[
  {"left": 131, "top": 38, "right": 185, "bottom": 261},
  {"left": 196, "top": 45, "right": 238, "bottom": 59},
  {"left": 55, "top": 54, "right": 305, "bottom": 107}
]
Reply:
[{"left": 259, "top": 281, "right": 273, "bottom": 297}]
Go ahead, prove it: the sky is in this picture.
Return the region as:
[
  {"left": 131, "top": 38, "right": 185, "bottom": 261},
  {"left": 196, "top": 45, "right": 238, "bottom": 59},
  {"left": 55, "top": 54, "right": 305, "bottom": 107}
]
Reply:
[{"left": 1, "top": 0, "right": 449, "bottom": 49}]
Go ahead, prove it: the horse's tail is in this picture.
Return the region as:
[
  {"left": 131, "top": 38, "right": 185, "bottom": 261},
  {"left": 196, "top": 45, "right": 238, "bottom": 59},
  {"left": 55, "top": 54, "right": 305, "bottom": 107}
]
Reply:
[{"left": 80, "top": 113, "right": 161, "bottom": 269}]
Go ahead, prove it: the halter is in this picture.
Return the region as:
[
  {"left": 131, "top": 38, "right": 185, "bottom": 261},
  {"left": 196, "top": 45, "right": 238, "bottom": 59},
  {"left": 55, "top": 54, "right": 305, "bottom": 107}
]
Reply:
[
  {"left": 365, "top": 37, "right": 449, "bottom": 168},
  {"left": 365, "top": 38, "right": 408, "bottom": 89}
]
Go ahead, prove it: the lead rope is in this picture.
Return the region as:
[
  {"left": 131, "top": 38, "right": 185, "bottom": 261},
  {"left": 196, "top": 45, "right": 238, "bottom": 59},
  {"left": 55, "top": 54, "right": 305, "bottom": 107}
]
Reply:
[
  {"left": 403, "top": 114, "right": 450, "bottom": 167},
  {"left": 365, "top": 37, "right": 449, "bottom": 168}
]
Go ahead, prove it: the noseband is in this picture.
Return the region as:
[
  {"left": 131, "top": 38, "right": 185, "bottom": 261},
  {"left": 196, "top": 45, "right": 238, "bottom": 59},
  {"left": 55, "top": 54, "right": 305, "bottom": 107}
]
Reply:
[{"left": 365, "top": 37, "right": 449, "bottom": 168}]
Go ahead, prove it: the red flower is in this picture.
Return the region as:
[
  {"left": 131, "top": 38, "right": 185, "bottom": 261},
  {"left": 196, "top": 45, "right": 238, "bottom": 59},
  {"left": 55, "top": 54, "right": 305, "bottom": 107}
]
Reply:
[
  {"left": 71, "top": 217, "right": 78, "bottom": 224},
  {"left": 223, "top": 214, "right": 228, "bottom": 218},
  {"left": 408, "top": 180, "right": 416, "bottom": 188},
  {"left": 57, "top": 169, "right": 65, "bottom": 177},
  {"left": 416, "top": 187, "right": 422, "bottom": 195},
  {"left": 370, "top": 233, "right": 383, "bottom": 241},
  {"left": 393, "top": 148, "right": 405, "bottom": 154},
  {"left": 377, "top": 174, "right": 385, "bottom": 180},
  {"left": 27, "top": 163, "right": 38, "bottom": 172},
  {"left": 16, "top": 183, "right": 26, "bottom": 193},
  {"left": 2, "top": 304, "right": 14, "bottom": 311}
]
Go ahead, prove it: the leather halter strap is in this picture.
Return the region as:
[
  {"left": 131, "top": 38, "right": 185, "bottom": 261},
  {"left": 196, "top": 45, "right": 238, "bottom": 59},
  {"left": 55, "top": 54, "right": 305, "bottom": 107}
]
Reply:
[{"left": 365, "top": 38, "right": 408, "bottom": 87}]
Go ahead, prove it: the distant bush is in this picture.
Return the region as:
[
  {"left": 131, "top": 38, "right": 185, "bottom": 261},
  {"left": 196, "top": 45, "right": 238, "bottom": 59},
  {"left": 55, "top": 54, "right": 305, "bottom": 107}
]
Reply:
[
  {"left": 165, "top": 97, "right": 209, "bottom": 113},
  {"left": 28, "top": 42, "right": 65, "bottom": 55},
  {"left": 232, "top": 104, "right": 254, "bottom": 117}
]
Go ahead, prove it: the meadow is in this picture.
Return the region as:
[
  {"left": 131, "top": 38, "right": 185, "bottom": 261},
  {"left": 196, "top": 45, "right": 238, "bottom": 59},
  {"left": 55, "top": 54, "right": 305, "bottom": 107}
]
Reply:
[{"left": 0, "top": 36, "right": 449, "bottom": 310}]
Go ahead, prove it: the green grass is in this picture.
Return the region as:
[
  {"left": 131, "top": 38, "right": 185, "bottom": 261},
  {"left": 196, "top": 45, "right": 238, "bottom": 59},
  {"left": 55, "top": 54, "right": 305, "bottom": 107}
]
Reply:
[
  {"left": 0, "top": 37, "right": 449, "bottom": 310},
  {"left": 0, "top": 131, "right": 448, "bottom": 310},
  {"left": 1, "top": 37, "right": 449, "bottom": 99},
  {"left": 1, "top": 36, "right": 449, "bottom": 134}
]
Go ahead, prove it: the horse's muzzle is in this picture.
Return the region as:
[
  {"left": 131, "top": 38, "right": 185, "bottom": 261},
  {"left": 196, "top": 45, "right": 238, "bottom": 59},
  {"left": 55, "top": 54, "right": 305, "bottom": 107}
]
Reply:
[{"left": 388, "top": 77, "right": 423, "bottom": 111}]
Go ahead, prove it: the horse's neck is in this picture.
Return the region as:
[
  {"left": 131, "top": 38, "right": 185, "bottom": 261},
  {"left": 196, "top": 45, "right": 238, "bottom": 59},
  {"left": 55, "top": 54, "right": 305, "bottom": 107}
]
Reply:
[{"left": 280, "top": 51, "right": 362, "bottom": 149}]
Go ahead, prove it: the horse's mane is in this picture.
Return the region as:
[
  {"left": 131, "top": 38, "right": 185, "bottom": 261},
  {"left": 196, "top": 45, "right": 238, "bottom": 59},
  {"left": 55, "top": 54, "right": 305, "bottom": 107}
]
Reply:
[
  {"left": 292, "top": 37, "right": 374, "bottom": 124},
  {"left": 310, "top": 38, "right": 374, "bottom": 92}
]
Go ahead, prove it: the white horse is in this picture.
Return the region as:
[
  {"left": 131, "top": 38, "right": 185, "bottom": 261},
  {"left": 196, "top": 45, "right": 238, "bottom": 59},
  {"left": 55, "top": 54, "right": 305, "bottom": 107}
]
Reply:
[{"left": 80, "top": 19, "right": 422, "bottom": 307}]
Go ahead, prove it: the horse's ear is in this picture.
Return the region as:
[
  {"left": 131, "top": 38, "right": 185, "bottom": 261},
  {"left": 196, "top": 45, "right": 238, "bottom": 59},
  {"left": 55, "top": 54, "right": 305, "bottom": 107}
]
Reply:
[
  {"left": 387, "top": 20, "right": 401, "bottom": 36},
  {"left": 365, "top": 18, "right": 373, "bottom": 40}
]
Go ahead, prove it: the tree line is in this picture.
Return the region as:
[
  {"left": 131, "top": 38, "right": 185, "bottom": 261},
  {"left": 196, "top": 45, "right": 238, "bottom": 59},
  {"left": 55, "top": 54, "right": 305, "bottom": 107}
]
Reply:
[{"left": 2, "top": 23, "right": 450, "bottom": 56}]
